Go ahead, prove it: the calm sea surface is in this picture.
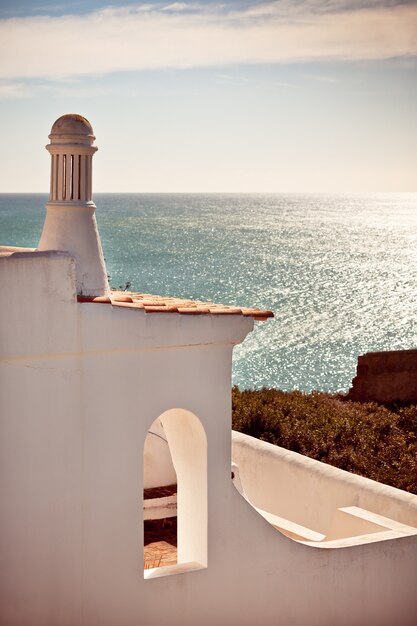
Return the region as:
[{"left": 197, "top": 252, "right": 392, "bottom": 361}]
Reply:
[{"left": 1, "top": 192, "right": 417, "bottom": 392}]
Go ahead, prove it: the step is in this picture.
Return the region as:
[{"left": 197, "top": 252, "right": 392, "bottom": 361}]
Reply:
[{"left": 254, "top": 507, "right": 326, "bottom": 542}]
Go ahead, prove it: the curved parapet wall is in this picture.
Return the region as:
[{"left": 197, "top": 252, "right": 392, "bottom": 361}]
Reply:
[
  {"left": 231, "top": 430, "right": 417, "bottom": 537},
  {"left": 232, "top": 430, "right": 417, "bottom": 556},
  {"left": 348, "top": 349, "right": 417, "bottom": 403}
]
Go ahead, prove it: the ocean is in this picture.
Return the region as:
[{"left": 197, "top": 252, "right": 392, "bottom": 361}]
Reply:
[{"left": 1, "top": 192, "right": 417, "bottom": 392}]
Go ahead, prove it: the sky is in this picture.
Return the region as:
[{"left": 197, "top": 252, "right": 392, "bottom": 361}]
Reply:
[{"left": 0, "top": 0, "right": 416, "bottom": 192}]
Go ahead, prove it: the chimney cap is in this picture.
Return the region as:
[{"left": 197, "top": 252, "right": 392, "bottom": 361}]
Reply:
[{"left": 49, "top": 114, "right": 96, "bottom": 146}]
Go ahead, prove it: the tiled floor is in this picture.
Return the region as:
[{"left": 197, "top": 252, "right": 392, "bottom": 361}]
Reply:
[{"left": 144, "top": 518, "right": 177, "bottom": 569}]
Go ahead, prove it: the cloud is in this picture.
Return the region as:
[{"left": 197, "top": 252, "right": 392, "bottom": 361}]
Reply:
[
  {"left": 162, "top": 2, "right": 197, "bottom": 11},
  {"left": 307, "top": 73, "right": 340, "bottom": 84},
  {"left": 0, "top": 81, "right": 32, "bottom": 98},
  {"left": 0, "top": 1, "right": 416, "bottom": 80},
  {"left": 214, "top": 72, "right": 299, "bottom": 89}
]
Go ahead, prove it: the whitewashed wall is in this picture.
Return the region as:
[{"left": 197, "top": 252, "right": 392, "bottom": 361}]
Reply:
[
  {"left": 1, "top": 248, "right": 417, "bottom": 626},
  {"left": 232, "top": 431, "right": 417, "bottom": 531},
  {"left": 232, "top": 431, "right": 417, "bottom": 541}
]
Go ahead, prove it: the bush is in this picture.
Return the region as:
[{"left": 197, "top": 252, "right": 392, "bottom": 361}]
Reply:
[{"left": 232, "top": 387, "right": 417, "bottom": 494}]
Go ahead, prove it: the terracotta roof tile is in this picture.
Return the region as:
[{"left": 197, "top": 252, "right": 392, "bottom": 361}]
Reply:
[
  {"left": 77, "top": 289, "right": 273, "bottom": 321},
  {"left": 112, "top": 294, "right": 133, "bottom": 303},
  {"left": 209, "top": 307, "right": 242, "bottom": 315},
  {"left": 176, "top": 307, "right": 211, "bottom": 315},
  {"left": 77, "top": 295, "right": 111, "bottom": 304},
  {"left": 144, "top": 306, "right": 179, "bottom": 313}
]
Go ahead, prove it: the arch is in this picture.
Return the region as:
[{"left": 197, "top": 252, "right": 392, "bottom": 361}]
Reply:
[
  {"left": 144, "top": 417, "right": 177, "bottom": 490},
  {"left": 143, "top": 408, "right": 207, "bottom": 577}
]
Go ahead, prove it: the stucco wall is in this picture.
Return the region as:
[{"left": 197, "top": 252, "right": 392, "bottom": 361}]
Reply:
[
  {"left": 232, "top": 431, "right": 417, "bottom": 533},
  {"left": 348, "top": 349, "right": 417, "bottom": 403},
  {"left": 2, "top": 250, "right": 417, "bottom": 626}
]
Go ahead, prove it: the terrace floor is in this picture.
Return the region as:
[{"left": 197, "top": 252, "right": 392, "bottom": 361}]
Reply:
[{"left": 143, "top": 517, "right": 177, "bottom": 569}]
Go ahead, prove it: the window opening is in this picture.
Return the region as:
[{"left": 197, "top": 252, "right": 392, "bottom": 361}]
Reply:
[
  {"left": 143, "top": 418, "right": 177, "bottom": 570},
  {"left": 143, "top": 409, "right": 207, "bottom": 579},
  {"left": 62, "top": 154, "right": 66, "bottom": 200},
  {"left": 78, "top": 155, "right": 81, "bottom": 200},
  {"left": 70, "top": 155, "right": 74, "bottom": 200}
]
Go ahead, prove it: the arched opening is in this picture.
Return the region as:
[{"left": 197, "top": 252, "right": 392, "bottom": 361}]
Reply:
[
  {"left": 143, "top": 417, "right": 178, "bottom": 569},
  {"left": 143, "top": 409, "right": 207, "bottom": 578}
]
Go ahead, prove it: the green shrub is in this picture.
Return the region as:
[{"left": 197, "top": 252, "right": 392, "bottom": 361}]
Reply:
[{"left": 232, "top": 387, "right": 417, "bottom": 494}]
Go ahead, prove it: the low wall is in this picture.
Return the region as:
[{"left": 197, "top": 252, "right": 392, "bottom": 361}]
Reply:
[
  {"left": 348, "top": 349, "right": 417, "bottom": 403},
  {"left": 232, "top": 431, "right": 417, "bottom": 534}
]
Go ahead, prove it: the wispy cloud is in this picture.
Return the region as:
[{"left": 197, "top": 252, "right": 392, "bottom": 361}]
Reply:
[
  {"left": 0, "top": 1, "right": 416, "bottom": 81},
  {"left": 214, "top": 72, "right": 299, "bottom": 89},
  {"left": 307, "top": 73, "right": 340, "bottom": 84},
  {"left": 162, "top": 2, "right": 198, "bottom": 11},
  {"left": 0, "top": 74, "right": 112, "bottom": 99},
  {"left": 0, "top": 81, "right": 32, "bottom": 98}
]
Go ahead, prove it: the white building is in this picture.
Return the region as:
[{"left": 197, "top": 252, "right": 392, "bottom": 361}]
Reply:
[{"left": 1, "top": 115, "right": 416, "bottom": 626}]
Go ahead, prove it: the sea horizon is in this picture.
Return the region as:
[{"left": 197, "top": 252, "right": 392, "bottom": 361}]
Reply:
[
  {"left": 1, "top": 191, "right": 416, "bottom": 393},
  {"left": 1, "top": 190, "right": 414, "bottom": 195}
]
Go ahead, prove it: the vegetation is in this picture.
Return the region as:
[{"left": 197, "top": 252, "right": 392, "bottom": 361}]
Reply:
[{"left": 232, "top": 387, "right": 417, "bottom": 494}]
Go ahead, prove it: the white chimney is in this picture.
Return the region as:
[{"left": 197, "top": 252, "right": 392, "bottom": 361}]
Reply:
[{"left": 38, "top": 114, "right": 109, "bottom": 297}]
